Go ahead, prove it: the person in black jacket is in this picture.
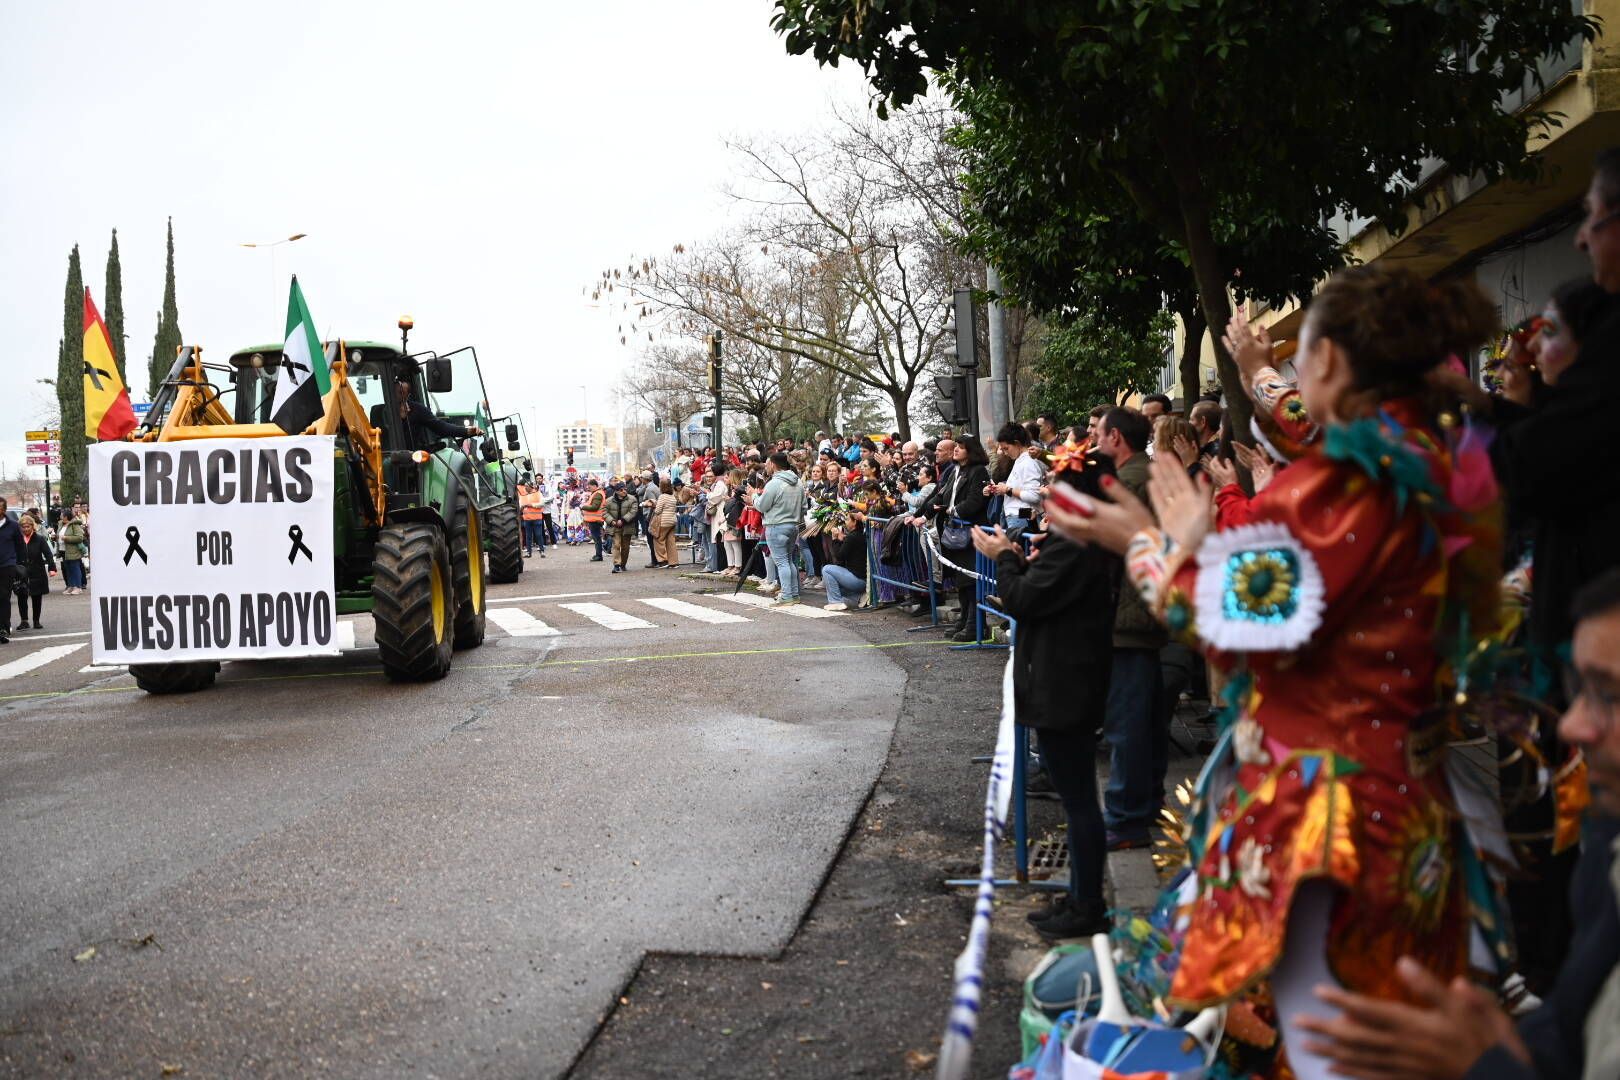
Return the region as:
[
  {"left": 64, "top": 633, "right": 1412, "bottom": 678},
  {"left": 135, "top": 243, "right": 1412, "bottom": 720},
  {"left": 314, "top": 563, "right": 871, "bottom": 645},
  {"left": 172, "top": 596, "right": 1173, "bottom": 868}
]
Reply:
[
  {"left": 972, "top": 458, "right": 1118, "bottom": 939},
  {"left": 14, "top": 515, "right": 56, "bottom": 629},
  {"left": 0, "top": 500, "right": 24, "bottom": 644},
  {"left": 819, "top": 514, "right": 868, "bottom": 611},
  {"left": 921, "top": 434, "right": 992, "bottom": 641}
]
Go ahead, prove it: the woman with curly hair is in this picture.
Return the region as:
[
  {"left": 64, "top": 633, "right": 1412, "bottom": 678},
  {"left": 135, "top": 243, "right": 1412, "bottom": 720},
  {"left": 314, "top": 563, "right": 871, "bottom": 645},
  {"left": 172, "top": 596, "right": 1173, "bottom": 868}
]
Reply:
[{"left": 1049, "top": 265, "right": 1508, "bottom": 1078}]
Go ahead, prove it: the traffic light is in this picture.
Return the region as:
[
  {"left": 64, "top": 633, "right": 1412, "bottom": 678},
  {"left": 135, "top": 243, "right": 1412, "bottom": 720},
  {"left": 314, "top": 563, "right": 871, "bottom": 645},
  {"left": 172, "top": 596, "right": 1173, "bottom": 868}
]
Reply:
[
  {"left": 933, "top": 373, "right": 971, "bottom": 426},
  {"left": 943, "top": 287, "right": 977, "bottom": 371},
  {"left": 654, "top": 417, "right": 664, "bottom": 434},
  {"left": 566, "top": 447, "right": 576, "bottom": 466},
  {"left": 705, "top": 331, "right": 724, "bottom": 396}
]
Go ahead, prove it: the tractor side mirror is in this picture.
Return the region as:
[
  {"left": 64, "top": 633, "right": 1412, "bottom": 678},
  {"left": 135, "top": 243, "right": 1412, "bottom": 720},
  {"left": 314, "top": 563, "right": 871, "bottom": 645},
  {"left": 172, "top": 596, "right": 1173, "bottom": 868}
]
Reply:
[
  {"left": 482, "top": 438, "right": 499, "bottom": 462},
  {"left": 504, "top": 422, "right": 518, "bottom": 443},
  {"left": 425, "top": 357, "right": 453, "bottom": 393}
]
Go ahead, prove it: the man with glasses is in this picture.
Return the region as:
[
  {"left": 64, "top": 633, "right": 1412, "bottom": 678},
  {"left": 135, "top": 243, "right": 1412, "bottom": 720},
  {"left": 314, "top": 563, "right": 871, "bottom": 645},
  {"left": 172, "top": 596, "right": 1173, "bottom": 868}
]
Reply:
[{"left": 1297, "top": 569, "right": 1620, "bottom": 1079}]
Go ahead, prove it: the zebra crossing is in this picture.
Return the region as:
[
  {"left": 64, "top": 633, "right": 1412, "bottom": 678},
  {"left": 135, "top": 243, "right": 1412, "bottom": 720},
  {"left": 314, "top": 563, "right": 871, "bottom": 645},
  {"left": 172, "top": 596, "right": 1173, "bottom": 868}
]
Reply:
[{"left": 0, "top": 592, "right": 847, "bottom": 689}]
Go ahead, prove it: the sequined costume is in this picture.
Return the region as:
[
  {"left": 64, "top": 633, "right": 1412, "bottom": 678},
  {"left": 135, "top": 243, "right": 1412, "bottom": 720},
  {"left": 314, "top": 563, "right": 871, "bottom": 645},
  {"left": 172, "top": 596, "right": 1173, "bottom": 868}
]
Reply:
[{"left": 1125, "top": 369, "right": 1508, "bottom": 1010}]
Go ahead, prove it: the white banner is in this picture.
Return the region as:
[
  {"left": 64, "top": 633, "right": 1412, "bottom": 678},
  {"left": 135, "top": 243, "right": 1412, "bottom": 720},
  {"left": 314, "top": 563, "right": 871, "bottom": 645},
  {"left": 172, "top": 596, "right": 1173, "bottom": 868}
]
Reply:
[{"left": 88, "top": 437, "right": 340, "bottom": 664}]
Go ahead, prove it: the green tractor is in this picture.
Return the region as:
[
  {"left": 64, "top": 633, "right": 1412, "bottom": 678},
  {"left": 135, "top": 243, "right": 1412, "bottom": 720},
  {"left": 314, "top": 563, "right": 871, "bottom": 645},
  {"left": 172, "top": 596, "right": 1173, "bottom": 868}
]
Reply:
[
  {"left": 426, "top": 348, "right": 528, "bottom": 585},
  {"left": 126, "top": 338, "right": 499, "bottom": 691}
]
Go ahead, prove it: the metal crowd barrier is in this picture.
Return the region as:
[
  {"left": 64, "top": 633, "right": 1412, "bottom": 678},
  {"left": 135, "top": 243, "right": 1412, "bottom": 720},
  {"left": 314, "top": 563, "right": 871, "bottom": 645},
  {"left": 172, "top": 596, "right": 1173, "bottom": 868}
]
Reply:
[{"left": 863, "top": 515, "right": 939, "bottom": 626}]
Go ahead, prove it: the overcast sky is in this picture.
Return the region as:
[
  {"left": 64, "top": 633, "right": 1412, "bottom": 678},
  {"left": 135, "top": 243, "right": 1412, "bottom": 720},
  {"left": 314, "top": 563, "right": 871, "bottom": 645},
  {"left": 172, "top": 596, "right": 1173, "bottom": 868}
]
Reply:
[{"left": 0, "top": 0, "right": 867, "bottom": 489}]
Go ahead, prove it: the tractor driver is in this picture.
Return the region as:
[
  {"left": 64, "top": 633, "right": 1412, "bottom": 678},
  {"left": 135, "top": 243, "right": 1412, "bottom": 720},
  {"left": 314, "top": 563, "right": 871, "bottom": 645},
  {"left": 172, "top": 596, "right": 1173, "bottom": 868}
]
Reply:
[{"left": 394, "top": 376, "right": 481, "bottom": 451}]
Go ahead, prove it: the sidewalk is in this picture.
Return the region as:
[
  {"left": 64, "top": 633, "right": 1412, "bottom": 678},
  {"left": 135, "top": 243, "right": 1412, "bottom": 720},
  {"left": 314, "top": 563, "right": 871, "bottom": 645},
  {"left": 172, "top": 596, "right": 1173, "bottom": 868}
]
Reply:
[{"left": 567, "top": 610, "right": 1204, "bottom": 1079}]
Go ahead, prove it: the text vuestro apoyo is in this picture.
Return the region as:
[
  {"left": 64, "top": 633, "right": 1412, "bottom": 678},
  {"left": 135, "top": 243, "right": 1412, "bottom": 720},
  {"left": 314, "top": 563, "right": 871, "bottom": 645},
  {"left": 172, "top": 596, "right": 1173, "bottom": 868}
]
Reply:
[{"left": 88, "top": 436, "right": 340, "bottom": 664}]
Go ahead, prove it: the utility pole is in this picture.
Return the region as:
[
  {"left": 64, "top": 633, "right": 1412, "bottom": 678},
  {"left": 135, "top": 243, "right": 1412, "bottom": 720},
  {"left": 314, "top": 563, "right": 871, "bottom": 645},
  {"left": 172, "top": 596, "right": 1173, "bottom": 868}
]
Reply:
[{"left": 986, "top": 267, "right": 1009, "bottom": 433}]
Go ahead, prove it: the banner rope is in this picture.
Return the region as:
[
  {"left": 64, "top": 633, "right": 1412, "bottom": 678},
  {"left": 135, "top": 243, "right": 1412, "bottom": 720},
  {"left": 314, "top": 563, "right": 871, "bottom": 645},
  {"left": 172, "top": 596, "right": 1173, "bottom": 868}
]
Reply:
[{"left": 934, "top": 650, "right": 1016, "bottom": 1080}]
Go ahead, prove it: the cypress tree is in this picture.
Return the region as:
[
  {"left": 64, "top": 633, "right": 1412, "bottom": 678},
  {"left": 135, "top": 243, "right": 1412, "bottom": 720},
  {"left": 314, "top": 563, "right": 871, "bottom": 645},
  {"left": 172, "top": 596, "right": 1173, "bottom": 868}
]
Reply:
[
  {"left": 104, "top": 228, "right": 127, "bottom": 384},
  {"left": 58, "top": 246, "right": 87, "bottom": 499},
  {"left": 147, "top": 217, "right": 183, "bottom": 399}
]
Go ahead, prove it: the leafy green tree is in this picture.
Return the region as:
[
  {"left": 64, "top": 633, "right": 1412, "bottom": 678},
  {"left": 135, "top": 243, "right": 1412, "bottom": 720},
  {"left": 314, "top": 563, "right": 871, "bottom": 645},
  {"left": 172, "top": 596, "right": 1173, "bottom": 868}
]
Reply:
[
  {"left": 57, "top": 246, "right": 86, "bottom": 497},
  {"left": 103, "top": 228, "right": 127, "bottom": 384},
  {"left": 1027, "top": 307, "right": 1174, "bottom": 424},
  {"left": 148, "top": 217, "right": 182, "bottom": 399},
  {"left": 773, "top": 0, "right": 1595, "bottom": 430}
]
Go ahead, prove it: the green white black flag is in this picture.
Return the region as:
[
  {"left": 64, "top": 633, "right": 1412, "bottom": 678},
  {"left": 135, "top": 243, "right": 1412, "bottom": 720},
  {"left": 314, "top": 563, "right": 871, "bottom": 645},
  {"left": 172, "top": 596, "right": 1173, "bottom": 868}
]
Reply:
[{"left": 269, "top": 276, "right": 332, "bottom": 434}]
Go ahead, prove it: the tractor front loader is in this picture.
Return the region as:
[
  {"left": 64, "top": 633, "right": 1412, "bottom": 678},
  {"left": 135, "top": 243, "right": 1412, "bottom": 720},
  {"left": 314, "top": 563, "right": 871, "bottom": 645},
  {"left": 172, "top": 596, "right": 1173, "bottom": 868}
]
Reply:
[{"left": 126, "top": 340, "right": 490, "bottom": 692}]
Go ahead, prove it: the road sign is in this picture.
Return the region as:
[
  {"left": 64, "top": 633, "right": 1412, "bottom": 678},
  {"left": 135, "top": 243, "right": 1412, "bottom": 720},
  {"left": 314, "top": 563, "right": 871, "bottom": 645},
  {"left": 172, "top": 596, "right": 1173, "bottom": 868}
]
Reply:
[
  {"left": 24, "top": 429, "right": 60, "bottom": 441},
  {"left": 27, "top": 455, "right": 60, "bottom": 467},
  {"left": 132, "top": 402, "right": 153, "bottom": 416},
  {"left": 26, "top": 441, "right": 59, "bottom": 453}
]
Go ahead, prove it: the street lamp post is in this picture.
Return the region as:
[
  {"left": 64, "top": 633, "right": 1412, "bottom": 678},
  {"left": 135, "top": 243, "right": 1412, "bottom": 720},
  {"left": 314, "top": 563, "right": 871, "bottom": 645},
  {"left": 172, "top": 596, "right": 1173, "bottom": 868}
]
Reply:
[{"left": 239, "top": 233, "right": 308, "bottom": 328}]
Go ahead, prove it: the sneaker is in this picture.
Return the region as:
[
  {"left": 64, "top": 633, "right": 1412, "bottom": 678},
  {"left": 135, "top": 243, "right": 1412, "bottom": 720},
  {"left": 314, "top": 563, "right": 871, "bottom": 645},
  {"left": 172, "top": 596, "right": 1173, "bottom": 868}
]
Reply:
[
  {"left": 590, "top": 555, "right": 604, "bottom": 562},
  {"left": 803, "top": 576, "right": 822, "bottom": 589},
  {"left": 950, "top": 627, "right": 979, "bottom": 642},
  {"left": 771, "top": 597, "right": 800, "bottom": 607},
  {"left": 823, "top": 602, "right": 848, "bottom": 612},
  {"left": 1105, "top": 830, "right": 1151, "bottom": 852},
  {"left": 758, "top": 582, "right": 780, "bottom": 596},
  {"left": 1035, "top": 900, "right": 1110, "bottom": 941},
  {"left": 15, "top": 621, "right": 28, "bottom": 631}
]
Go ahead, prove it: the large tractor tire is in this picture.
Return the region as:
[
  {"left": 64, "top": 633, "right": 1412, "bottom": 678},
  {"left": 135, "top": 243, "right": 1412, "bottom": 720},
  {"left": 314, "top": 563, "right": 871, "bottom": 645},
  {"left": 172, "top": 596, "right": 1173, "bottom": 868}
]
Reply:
[
  {"left": 486, "top": 501, "right": 524, "bottom": 585},
  {"left": 130, "top": 661, "right": 219, "bottom": 695},
  {"left": 372, "top": 522, "right": 455, "bottom": 682},
  {"left": 450, "top": 503, "right": 487, "bottom": 650}
]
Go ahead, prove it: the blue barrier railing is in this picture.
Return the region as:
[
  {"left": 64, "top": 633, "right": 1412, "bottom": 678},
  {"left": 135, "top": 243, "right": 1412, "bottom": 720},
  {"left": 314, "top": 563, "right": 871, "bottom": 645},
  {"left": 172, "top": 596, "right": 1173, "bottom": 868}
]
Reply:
[{"left": 864, "top": 515, "right": 939, "bottom": 626}]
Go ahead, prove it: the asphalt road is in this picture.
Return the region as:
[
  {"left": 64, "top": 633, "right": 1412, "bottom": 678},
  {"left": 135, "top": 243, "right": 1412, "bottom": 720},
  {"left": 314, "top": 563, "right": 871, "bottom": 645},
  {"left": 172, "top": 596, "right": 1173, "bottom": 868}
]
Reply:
[{"left": 0, "top": 538, "right": 927, "bottom": 1078}]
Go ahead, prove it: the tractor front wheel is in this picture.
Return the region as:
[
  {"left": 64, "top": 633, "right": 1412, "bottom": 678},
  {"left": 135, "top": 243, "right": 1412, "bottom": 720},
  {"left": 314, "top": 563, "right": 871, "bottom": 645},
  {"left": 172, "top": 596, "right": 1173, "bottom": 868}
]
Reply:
[
  {"left": 450, "top": 504, "right": 487, "bottom": 650},
  {"left": 372, "top": 522, "right": 455, "bottom": 682},
  {"left": 130, "top": 661, "right": 219, "bottom": 695},
  {"left": 486, "top": 502, "right": 524, "bottom": 584}
]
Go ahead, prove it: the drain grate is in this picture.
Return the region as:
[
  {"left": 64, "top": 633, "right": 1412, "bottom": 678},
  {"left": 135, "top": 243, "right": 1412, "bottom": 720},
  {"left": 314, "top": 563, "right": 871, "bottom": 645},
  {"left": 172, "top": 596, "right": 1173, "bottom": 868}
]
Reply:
[{"left": 1026, "top": 833, "right": 1070, "bottom": 880}]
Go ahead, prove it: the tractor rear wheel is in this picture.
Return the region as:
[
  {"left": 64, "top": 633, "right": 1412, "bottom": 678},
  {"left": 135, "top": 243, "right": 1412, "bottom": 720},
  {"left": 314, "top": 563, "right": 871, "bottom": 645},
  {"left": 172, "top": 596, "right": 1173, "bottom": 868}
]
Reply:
[
  {"left": 450, "top": 503, "right": 487, "bottom": 650},
  {"left": 130, "top": 661, "right": 219, "bottom": 695},
  {"left": 372, "top": 522, "right": 454, "bottom": 682},
  {"left": 486, "top": 502, "right": 524, "bottom": 584}
]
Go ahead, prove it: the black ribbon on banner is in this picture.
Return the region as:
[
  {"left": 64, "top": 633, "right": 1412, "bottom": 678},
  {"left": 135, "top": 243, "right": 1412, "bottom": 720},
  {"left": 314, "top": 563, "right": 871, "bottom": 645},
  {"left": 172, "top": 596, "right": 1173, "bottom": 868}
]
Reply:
[
  {"left": 287, "top": 524, "right": 313, "bottom": 564},
  {"left": 123, "top": 526, "right": 148, "bottom": 565}
]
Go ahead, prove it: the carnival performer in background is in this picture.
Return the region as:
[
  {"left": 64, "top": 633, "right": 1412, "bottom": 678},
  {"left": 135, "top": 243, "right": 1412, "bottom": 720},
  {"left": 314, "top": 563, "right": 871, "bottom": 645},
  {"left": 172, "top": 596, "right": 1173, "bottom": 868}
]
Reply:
[{"left": 1048, "top": 265, "right": 1509, "bottom": 1079}]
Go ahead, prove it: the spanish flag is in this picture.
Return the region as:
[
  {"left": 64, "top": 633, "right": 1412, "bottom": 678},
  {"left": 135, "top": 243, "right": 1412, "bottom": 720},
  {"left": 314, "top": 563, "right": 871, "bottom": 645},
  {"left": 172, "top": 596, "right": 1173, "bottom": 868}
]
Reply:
[{"left": 83, "top": 288, "right": 137, "bottom": 441}]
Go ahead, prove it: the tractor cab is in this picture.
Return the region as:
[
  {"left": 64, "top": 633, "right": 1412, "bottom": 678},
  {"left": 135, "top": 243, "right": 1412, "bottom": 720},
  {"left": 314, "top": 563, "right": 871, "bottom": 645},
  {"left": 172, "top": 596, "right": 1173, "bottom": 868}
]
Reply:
[{"left": 225, "top": 342, "right": 460, "bottom": 496}]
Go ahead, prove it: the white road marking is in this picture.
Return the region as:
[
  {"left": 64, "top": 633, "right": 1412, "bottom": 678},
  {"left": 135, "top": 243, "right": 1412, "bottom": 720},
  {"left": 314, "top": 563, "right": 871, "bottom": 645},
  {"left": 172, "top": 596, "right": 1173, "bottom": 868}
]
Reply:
[
  {"left": 637, "top": 597, "right": 751, "bottom": 624},
  {"left": 556, "top": 602, "right": 655, "bottom": 631},
  {"left": 487, "top": 607, "right": 561, "bottom": 637},
  {"left": 0, "top": 643, "right": 87, "bottom": 681},
  {"left": 9, "top": 630, "right": 90, "bottom": 642},
  {"left": 489, "top": 591, "right": 611, "bottom": 605},
  {"left": 79, "top": 664, "right": 127, "bottom": 673},
  {"left": 716, "top": 593, "right": 841, "bottom": 618}
]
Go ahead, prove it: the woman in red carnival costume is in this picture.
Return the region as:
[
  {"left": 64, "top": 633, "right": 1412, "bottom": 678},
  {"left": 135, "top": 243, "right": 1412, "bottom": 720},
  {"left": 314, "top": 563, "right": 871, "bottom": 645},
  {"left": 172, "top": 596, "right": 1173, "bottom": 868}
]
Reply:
[{"left": 1047, "top": 265, "right": 1510, "bottom": 1078}]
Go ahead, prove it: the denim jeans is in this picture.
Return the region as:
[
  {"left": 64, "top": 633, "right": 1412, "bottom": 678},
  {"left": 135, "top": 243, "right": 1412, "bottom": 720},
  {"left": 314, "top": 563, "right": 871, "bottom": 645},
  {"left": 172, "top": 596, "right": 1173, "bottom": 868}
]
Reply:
[
  {"left": 765, "top": 524, "right": 801, "bottom": 599},
  {"left": 63, "top": 560, "right": 85, "bottom": 588},
  {"left": 821, "top": 564, "right": 863, "bottom": 605},
  {"left": 588, "top": 521, "right": 605, "bottom": 559},
  {"left": 1102, "top": 647, "right": 1167, "bottom": 838},
  {"left": 523, "top": 520, "right": 545, "bottom": 553}
]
